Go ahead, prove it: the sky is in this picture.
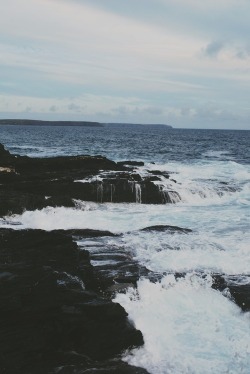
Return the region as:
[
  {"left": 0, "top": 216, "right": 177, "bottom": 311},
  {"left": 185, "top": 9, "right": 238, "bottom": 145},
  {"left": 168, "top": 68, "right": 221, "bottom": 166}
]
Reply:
[{"left": 0, "top": 0, "right": 250, "bottom": 129}]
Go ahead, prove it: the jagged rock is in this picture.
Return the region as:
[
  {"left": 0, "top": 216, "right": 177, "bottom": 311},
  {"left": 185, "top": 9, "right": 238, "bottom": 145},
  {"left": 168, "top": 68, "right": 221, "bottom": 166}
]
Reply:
[
  {"left": 76, "top": 236, "right": 151, "bottom": 296},
  {"left": 56, "top": 229, "right": 118, "bottom": 238},
  {"left": 210, "top": 274, "right": 250, "bottom": 312},
  {"left": 211, "top": 274, "right": 228, "bottom": 291},
  {"left": 0, "top": 229, "right": 144, "bottom": 374},
  {"left": 220, "top": 278, "right": 250, "bottom": 312},
  {"left": 0, "top": 143, "right": 181, "bottom": 215},
  {"left": 0, "top": 143, "right": 13, "bottom": 164},
  {"left": 229, "top": 284, "right": 250, "bottom": 311},
  {"left": 147, "top": 169, "right": 170, "bottom": 178}
]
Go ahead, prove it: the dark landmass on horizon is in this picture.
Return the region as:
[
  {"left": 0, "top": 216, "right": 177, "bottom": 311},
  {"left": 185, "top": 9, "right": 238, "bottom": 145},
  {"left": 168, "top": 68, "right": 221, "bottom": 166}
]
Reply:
[
  {"left": 0, "top": 119, "right": 173, "bottom": 128},
  {"left": 104, "top": 122, "right": 173, "bottom": 129},
  {"left": 0, "top": 119, "right": 102, "bottom": 127}
]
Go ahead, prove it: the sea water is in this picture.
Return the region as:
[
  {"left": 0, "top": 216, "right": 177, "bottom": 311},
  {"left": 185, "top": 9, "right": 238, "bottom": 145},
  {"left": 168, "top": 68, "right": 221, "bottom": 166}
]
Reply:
[{"left": 0, "top": 124, "right": 249, "bottom": 373}]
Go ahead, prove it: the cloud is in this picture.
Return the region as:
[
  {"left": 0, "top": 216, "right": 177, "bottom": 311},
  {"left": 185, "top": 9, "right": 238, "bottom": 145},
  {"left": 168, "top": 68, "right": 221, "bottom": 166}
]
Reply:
[
  {"left": 235, "top": 45, "right": 250, "bottom": 60},
  {"left": 202, "top": 40, "right": 250, "bottom": 63},
  {"left": 68, "top": 103, "right": 84, "bottom": 112},
  {"left": 0, "top": 93, "right": 249, "bottom": 129},
  {"left": 112, "top": 105, "right": 163, "bottom": 118},
  {"left": 0, "top": 0, "right": 250, "bottom": 129},
  {"left": 49, "top": 105, "right": 57, "bottom": 112},
  {"left": 203, "top": 41, "right": 225, "bottom": 58}
]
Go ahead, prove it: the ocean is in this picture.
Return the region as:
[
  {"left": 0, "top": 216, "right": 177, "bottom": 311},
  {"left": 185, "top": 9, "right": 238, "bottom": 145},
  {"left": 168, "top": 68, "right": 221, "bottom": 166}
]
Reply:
[{"left": 0, "top": 124, "right": 250, "bottom": 374}]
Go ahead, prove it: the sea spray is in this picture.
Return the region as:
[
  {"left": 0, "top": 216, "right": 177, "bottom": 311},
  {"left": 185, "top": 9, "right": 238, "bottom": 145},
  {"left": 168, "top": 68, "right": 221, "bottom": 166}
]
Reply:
[{"left": 114, "top": 274, "right": 250, "bottom": 374}]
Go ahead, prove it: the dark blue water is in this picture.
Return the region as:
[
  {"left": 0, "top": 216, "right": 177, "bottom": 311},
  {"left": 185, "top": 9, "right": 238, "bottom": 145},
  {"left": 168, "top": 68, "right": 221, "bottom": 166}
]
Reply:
[{"left": 0, "top": 124, "right": 249, "bottom": 164}]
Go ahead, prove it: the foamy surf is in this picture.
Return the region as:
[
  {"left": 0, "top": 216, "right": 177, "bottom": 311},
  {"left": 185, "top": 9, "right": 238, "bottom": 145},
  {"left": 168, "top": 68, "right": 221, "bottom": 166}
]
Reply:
[
  {"left": 135, "top": 159, "right": 250, "bottom": 205},
  {"left": 114, "top": 274, "right": 250, "bottom": 374}
]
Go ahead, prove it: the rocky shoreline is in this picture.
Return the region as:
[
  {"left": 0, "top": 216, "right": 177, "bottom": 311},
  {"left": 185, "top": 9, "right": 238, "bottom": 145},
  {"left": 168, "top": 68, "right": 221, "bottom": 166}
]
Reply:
[
  {"left": 0, "top": 143, "right": 181, "bottom": 217},
  {"left": 0, "top": 144, "right": 152, "bottom": 373},
  {"left": 0, "top": 144, "right": 249, "bottom": 373},
  {"left": 0, "top": 228, "right": 150, "bottom": 374}
]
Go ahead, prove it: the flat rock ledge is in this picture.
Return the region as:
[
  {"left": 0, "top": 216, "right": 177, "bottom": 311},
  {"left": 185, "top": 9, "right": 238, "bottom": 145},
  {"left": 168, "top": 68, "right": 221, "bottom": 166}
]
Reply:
[
  {"left": 0, "top": 143, "right": 179, "bottom": 216},
  {"left": 0, "top": 228, "right": 149, "bottom": 374}
]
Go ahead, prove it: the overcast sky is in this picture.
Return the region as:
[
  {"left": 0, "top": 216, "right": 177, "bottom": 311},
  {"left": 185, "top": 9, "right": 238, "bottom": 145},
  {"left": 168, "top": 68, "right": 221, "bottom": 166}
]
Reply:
[{"left": 0, "top": 0, "right": 250, "bottom": 129}]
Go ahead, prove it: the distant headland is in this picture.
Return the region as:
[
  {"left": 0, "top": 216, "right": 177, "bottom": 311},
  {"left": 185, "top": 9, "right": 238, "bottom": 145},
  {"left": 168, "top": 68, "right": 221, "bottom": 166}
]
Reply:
[
  {"left": 0, "top": 119, "right": 172, "bottom": 129},
  {"left": 104, "top": 122, "right": 173, "bottom": 129},
  {"left": 0, "top": 119, "right": 102, "bottom": 127}
]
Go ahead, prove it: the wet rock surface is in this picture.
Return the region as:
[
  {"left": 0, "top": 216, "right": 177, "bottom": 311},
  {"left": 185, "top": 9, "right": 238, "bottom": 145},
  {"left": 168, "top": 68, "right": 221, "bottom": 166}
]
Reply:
[
  {"left": 76, "top": 230, "right": 250, "bottom": 313},
  {"left": 141, "top": 225, "right": 192, "bottom": 234},
  {"left": 0, "top": 143, "right": 179, "bottom": 216},
  {"left": 0, "top": 229, "right": 147, "bottom": 374},
  {"left": 76, "top": 234, "right": 152, "bottom": 297},
  {"left": 211, "top": 275, "right": 250, "bottom": 312}
]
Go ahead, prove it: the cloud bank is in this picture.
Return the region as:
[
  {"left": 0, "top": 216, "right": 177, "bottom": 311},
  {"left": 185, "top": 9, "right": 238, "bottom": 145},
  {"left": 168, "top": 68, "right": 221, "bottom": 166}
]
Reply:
[{"left": 0, "top": 0, "right": 249, "bottom": 129}]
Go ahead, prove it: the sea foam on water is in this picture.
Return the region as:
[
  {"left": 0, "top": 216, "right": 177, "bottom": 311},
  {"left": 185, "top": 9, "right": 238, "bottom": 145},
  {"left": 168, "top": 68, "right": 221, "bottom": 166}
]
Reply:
[{"left": 115, "top": 275, "right": 250, "bottom": 374}]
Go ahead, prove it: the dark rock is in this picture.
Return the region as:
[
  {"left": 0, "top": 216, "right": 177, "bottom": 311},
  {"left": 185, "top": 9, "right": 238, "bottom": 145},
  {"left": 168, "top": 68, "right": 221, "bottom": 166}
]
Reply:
[
  {"left": 57, "top": 229, "right": 118, "bottom": 238},
  {"left": 141, "top": 225, "right": 192, "bottom": 233},
  {"left": 76, "top": 236, "right": 151, "bottom": 295},
  {"left": 0, "top": 143, "right": 182, "bottom": 215},
  {"left": 0, "top": 190, "right": 50, "bottom": 216},
  {"left": 144, "top": 176, "right": 161, "bottom": 182},
  {"left": 211, "top": 274, "right": 228, "bottom": 291},
  {"left": 210, "top": 274, "right": 250, "bottom": 312},
  {"left": 0, "top": 229, "right": 144, "bottom": 374},
  {"left": 147, "top": 170, "right": 170, "bottom": 178},
  {"left": 228, "top": 283, "right": 250, "bottom": 311},
  {"left": 0, "top": 143, "right": 13, "bottom": 164},
  {"left": 51, "top": 361, "right": 149, "bottom": 374}
]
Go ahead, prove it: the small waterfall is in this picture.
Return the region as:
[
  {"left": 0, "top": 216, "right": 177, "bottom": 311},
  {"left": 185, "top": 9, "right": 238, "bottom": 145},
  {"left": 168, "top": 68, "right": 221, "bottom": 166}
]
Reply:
[
  {"left": 168, "top": 191, "right": 181, "bottom": 203},
  {"left": 110, "top": 184, "right": 115, "bottom": 202},
  {"left": 97, "top": 182, "right": 103, "bottom": 203},
  {"left": 128, "top": 181, "right": 142, "bottom": 203},
  {"left": 135, "top": 183, "right": 142, "bottom": 203},
  {"left": 161, "top": 188, "right": 181, "bottom": 204}
]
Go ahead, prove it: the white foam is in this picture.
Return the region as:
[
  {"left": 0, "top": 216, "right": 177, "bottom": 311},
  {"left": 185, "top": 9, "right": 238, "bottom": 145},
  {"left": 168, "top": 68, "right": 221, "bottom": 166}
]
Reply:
[
  {"left": 115, "top": 274, "right": 250, "bottom": 374},
  {"left": 120, "top": 229, "right": 250, "bottom": 276},
  {"left": 143, "top": 160, "right": 250, "bottom": 182},
  {"left": 202, "top": 150, "right": 234, "bottom": 160},
  {"left": 136, "top": 160, "right": 250, "bottom": 205},
  {"left": 1, "top": 188, "right": 249, "bottom": 237}
]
